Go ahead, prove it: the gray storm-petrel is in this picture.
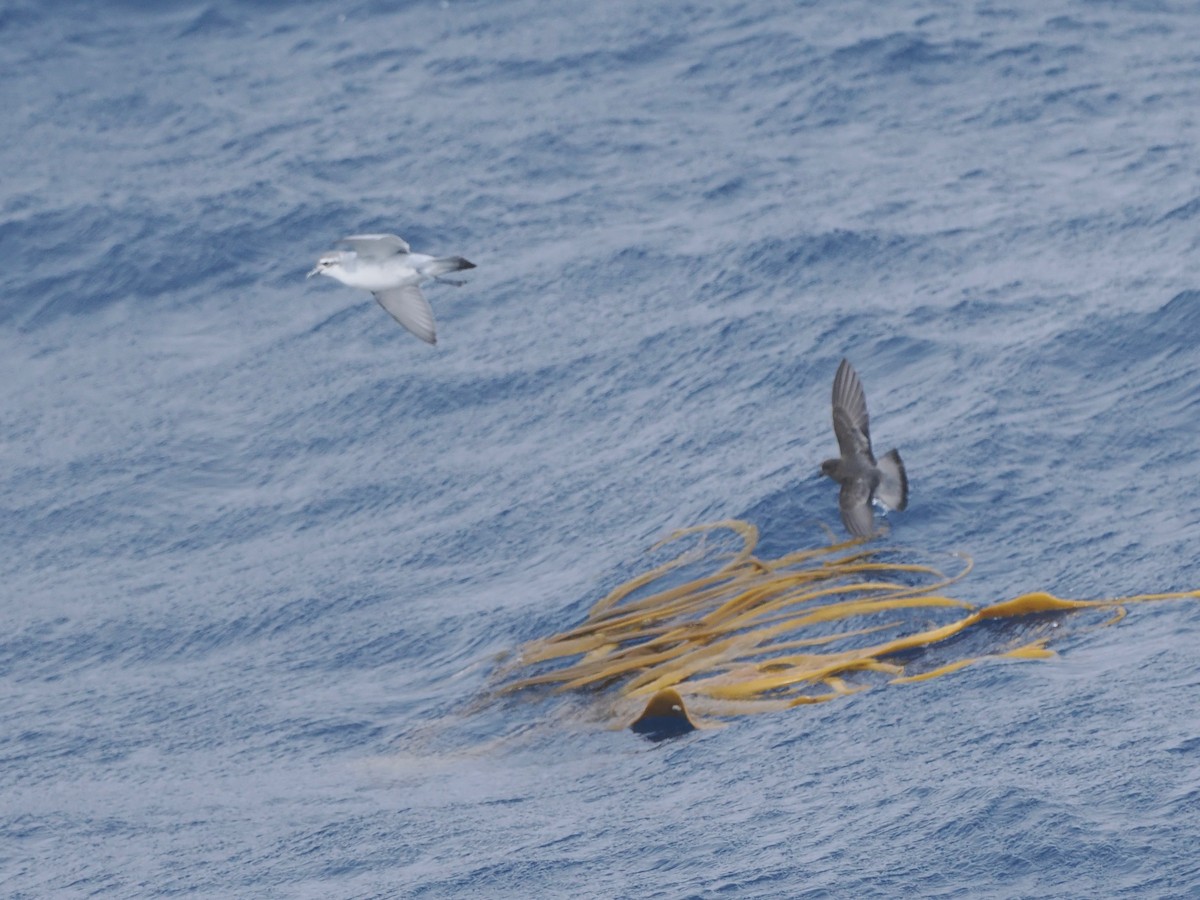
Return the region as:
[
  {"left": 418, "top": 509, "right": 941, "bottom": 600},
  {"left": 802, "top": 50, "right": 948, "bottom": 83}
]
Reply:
[{"left": 820, "top": 358, "right": 908, "bottom": 538}]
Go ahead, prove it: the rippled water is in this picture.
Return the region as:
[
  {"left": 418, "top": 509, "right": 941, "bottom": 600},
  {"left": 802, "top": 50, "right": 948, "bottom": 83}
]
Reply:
[{"left": 3, "top": 1, "right": 1200, "bottom": 895}]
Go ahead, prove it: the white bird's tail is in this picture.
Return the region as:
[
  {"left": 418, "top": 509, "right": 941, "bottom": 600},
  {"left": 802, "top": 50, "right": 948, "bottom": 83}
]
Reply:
[
  {"left": 424, "top": 256, "right": 476, "bottom": 278},
  {"left": 875, "top": 449, "right": 908, "bottom": 511}
]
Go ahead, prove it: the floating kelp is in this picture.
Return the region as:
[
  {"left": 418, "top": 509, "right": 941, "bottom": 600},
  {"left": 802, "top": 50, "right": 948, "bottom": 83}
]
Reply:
[{"left": 499, "top": 520, "right": 1200, "bottom": 729}]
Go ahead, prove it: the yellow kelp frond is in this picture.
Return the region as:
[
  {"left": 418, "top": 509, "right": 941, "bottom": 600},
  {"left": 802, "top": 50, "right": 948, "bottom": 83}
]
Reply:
[{"left": 498, "top": 520, "right": 1199, "bottom": 725}]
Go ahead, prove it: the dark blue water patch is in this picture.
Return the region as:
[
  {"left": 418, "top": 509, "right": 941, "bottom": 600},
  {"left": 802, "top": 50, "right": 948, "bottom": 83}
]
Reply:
[
  {"left": 751, "top": 349, "right": 827, "bottom": 400},
  {"left": 803, "top": 309, "right": 928, "bottom": 364},
  {"left": 178, "top": 6, "right": 246, "bottom": 38},
  {"left": 1042, "top": 81, "right": 1122, "bottom": 116},
  {"left": 302, "top": 150, "right": 398, "bottom": 185},
  {"left": 682, "top": 30, "right": 817, "bottom": 92},
  {"left": 104, "top": 0, "right": 219, "bottom": 12},
  {"left": 984, "top": 40, "right": 1086, "bottom": 70},
  {"left": 324, "top": 624, "right": 450, "bottom": 673},
  {"left": 400, "top": 510, "right": 569, "bottom": 584},
  {"left": 512, "top": 130, "right": 607, "bottom": 182},
  {"left": 296, "top": 482, "right": 414, "bottom": 525},
  {"left": 0, "top": 3, "right": 43, "bottom": 37},
  {"left": 233, "top": 811, "right": 418, "bottom": 892},
  {"left": 832, "top": 32, "right": 984, "bottom": 82},
  {"left": 426, "top": 32, "right": 687, "bottom": 89},
  {"left": 0, "top": 207, "right": 114, "bottom": 324},
  {"left": 251, "top": 360, "right": 586, "bottom": 445},
  {"left": 967, "top": 80, "right": 1122, "bottom": 128},
  {"left": 84, "top": 88, "right": 189, "bottom": 137},
  {"left": 171, "top": 591, "right": 401, "bottom": 662},
  {"left": 0, "top": 812, "right": 64, "bottom": 848},
  {"left": 735, "top": 230, "right": 921, "bottom": 285},
  {"left": 868, "top": 333, "right": 944, "bottom": 376},
  {"left": 449, "top": 848, "right": 618, "bottom": 896},
  {"left": 328, "top": 45, "right": 423, "bottom": 76},
  {"left": 266, "top": 716, "right": 388, "bottom": 759},
  {"left": 778, "top": 80, "right": 871, "bottom": 129},
  {"left": 1044, "top": 15, "right": 1109, "bottom": 33},
  {"left": 5, "top": 455, "right": 286, "bottom": 571},
  {"left": 0, "top": 586, "right": 405, "bottom": 683},
  {"left": 1126, "top": 289, "right": 1200, "bottom": 347},
  {"left": 701, "top": 175, "right": 748, "bottom": 203},
  {"left": 1159, "top": 195, "right": 1200, "bottom": 221},
  {"left": 4, "top": 201, "right": 259, "bottom": 327},
  {"left": 1042, "top": 290, "right": 1200, "bottom": 372},
  {"left": 738, "top": 487, "right": 858, "bottom": 558},
  {"left": 0, "top": 716, "right": 124, "bottom": 776},
  {"left": 1165, "top": 735, "right": 1200, "bottom": 755}
]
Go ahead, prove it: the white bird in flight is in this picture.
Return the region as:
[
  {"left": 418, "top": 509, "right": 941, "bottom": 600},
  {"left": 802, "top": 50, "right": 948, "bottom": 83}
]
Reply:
[{"left": 307, "top": 233, "right": 475, "bottom": 345}]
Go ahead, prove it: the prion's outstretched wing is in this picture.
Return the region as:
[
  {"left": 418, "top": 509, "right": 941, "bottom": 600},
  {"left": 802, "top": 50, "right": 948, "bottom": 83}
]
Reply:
[
  {"left": 338, "top": 234, "right": 411, "bottom": 258},
  {"left": 373, "top": 285, "right": 437, "bottom": 345}
]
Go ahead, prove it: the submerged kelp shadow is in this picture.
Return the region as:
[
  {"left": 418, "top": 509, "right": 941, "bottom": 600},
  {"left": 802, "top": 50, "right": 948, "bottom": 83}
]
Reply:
[{"left": 496, "top": 520, "right": 1199, "bottom": 729}]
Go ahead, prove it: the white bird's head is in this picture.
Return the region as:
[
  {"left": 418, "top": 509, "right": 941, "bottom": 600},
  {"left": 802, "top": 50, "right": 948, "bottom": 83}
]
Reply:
[{"left": 306, "top": 251, "right": 349, "bottom": 279}]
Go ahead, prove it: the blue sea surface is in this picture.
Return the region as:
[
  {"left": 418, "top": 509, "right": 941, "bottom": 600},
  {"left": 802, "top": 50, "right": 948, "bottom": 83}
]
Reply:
[{"left": 4, "top": 0, "right": 1200, "bottom": 895}]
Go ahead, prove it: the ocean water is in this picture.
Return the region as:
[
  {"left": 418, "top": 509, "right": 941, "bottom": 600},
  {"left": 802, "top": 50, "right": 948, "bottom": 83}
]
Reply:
[{"left": 3, "top": 0, "right": 1200, "bottom": 895}]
